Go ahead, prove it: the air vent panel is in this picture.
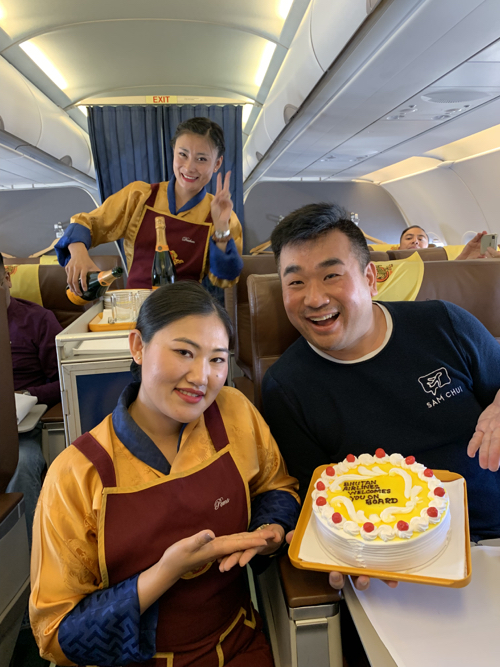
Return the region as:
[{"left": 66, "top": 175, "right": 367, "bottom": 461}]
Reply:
[{"left": 421, "top": 89, "right": 489, "bottom": 104}]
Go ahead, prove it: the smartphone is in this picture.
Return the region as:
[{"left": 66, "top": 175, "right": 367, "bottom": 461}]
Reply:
[{"left": 480, "top": 233, "right": 498, "bottom": 254}]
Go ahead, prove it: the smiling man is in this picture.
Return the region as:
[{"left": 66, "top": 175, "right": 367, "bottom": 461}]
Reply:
[{"left": 261, "top": 202, "right": 500, "bottom": 590}]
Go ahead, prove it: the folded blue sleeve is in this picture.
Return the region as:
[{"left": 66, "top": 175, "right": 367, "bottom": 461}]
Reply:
[
  {"left": 58, "top": 574, "right": 158, "bottom": 666},
  {"left": 55, "top": 224, "right": 92, "bottom": 267},
  {"left": 208, "top": 238, "right": 243, "bottom": 280},
  {"left": 248, "top": 490, "right": 301, "bottom": 574},
  {"left": 249, "top": 489, "right": 301, "bottom": 535}
]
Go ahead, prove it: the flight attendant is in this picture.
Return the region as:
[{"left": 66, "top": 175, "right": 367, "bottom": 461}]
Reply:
[
  {"left": 57, "top": 117, "right": 244, "bottom": 294},
  {"left": 30, "top": 281, "right": 300, "bottom": 667}
]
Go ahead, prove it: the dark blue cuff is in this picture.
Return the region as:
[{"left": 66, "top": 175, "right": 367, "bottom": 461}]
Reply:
[
  {"left": 55, "top": 224, "right": 92, "bottom": 267},
  {"left": 209, "top": 238, "right": 243, "bottom": 281},
  {"left": 249, "top": 490, "right": 300, "bottom": 535},
  {"left": 248, "top": 490, "right": 300, "bottom": 575},
  {"left": 58, "top": 574, "right": 158, "bottom": 666}
]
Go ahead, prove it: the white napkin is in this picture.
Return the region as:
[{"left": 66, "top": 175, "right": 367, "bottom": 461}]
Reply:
[
  {"left": 299, "top": 479, "right": 466, "bottom": 581},
  {"left": 14, "top": 393, "right": 38, "bottom": 425},
  {"left": 349, "top": 546, "right": 500, "bottom": 667}
]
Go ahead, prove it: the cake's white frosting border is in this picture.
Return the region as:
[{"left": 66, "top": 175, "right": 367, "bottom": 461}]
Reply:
[{"left": 311, "top": 453, "right": 451, "bottom": 571}]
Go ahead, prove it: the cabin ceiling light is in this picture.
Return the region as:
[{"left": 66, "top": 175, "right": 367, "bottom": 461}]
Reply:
[
  {"left": 278, "top": 0, "right": 294, "bottom": 20},
  {"left": 255, "top": 41, "right": 277, "bottom": 87},
  {"left": 20, "top": 41, "right": 68, "bottom": 90},
  {"left": 242, "top": 104, "right": 253, "bottom": 126}
]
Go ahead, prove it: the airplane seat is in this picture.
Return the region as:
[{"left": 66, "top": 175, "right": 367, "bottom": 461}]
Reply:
[
  {"left": 369, "top": 251, "right": 390, "bottom": 261},
  {"left": 387, "top": 247, "right": 448, "bottom": 261},
  {"left": 225, "top": 254, "right": 278, "bottom": 403},
  {"left": 415, "top": 259, "right": 500, "bottom": 338},
  {"left": 5, "top": 254, "right": 126, "bottom": 328},
  {"left": 5, "top": 254, "right": 126, "bottom": 467},
  {"left": 0, "top": 286, "right": 31, "bottom": 666},
  {"left": 246, "top": 274, "right": 341, "bottom": 666}
]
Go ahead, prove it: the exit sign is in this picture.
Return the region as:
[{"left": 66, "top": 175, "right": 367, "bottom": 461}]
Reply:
[{"left": 146, "top": 95, "right": 178, "bottom": 104}]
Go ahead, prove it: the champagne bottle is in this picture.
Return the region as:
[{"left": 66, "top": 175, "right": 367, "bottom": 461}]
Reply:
[
  {"left": 66, "top": 267, "right": 124, "bottom": 306},
  {"left": 152, "top": 216, "right": 176, "bottom": 288}
]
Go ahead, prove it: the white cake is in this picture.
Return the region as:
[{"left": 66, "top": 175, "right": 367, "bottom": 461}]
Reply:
[{"left": 311, "top": 450, "right": 451, "bottom": 571}]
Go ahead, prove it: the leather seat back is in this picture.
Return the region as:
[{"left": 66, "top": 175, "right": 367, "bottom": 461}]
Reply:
[
  {"left": 226, "top": 254, "right": 277, "bottom": 379},
  {"left": 388, "top": 247, "right": 448, "bottom": 261}
]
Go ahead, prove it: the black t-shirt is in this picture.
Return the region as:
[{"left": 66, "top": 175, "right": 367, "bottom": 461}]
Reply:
[{"left": 262, "top": 300, "right": 500, "bottom": 540}]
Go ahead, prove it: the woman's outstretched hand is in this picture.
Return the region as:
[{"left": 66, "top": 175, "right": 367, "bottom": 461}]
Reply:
[
  {"left": 137, "top": 528, "right": 274, "bottom": 612},
  {"left": 210, "top": 171, "right": 233, "bottom": 233},
  {"left": 66, "top": 242, "right": 100, "bottom": 293},
  {"left": 218, "top": 524, "right": 285, "bottom": 572}
]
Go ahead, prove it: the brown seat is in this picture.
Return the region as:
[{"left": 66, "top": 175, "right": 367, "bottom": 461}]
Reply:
[
  {"left": 369, "top": 251, "right": 390, "bottom": 261},
  {"left": 416, "top": 259, "right": 500, "bottom": 337},
  {"left": 387, "top": 247, "right": 447, "bottom": 261},
  {"left": 225, "top": 255, "right": 277, "bottom": 402},
  {"left": 6, "top": 255, "right": 126, "bottom": 328},
  {"left": 0, "top": 286, "right": 31, "bottom": 663}
]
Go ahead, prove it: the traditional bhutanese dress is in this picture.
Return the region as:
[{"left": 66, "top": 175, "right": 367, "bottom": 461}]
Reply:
[
  {"left": 30, "top": 384, "right": 299, "bottom": 666},
  {"left": 55, "top": 178, "right": 244, "bottom": 288}
]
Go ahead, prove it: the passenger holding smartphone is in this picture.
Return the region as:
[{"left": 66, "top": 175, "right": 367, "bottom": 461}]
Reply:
[{"left": 30, "top": 282, "right": 299, "bottom": 667}]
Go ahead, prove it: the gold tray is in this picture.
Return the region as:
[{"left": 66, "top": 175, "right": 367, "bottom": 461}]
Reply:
[
  {"left": 88, "top": 312, "right": 137, "bottom": 332},
  {"left": 288, "top": 466, "right": 472, "bottom": 588}
]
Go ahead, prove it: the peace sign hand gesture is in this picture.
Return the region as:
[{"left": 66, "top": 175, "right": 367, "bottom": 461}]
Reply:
[{"left": 211, "top": 171, "right": 233, "bottom": 233}]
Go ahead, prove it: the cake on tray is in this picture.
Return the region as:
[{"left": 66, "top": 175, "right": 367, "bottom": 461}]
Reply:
[{"left": 311, "top": 450, "right": 451, "bottom": 572}]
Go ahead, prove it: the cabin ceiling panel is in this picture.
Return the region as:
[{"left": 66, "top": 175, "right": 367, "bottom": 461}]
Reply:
[
  {"left": 3, "top": 22, "right": 270, "bottom": 105},
  {"left": 0, "top": 0, "right": 285, "bottom": 44},
  {"left": 333, "top": 94, "right": 500, "bottom": 180},
  {"left": 248, "top": 0, "right": 500, "bottom": 187}
]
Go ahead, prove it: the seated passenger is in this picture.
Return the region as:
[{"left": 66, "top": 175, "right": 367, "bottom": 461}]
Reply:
[
  {"left": 398, "top": 225, "right": 429, "bottom": 249},
  {"left": 0, "top": 254, "right": 62, "bottom": 548},
  {"left": 399, "top": 226, "right": 500, "bottom": 259},
  {"left": 261, "top": 203, "right": 500, "bottom": 593},
  {"left": 31, "top": 281, "right": 299, "bottom": 667}
]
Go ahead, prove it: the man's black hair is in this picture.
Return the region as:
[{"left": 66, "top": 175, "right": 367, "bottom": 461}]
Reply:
[
  {"left": 399, "top": 225, "right": 428, "bottom": 243},
  {"left": 270, "top": 202, "right": 370, "bottom": 270}
]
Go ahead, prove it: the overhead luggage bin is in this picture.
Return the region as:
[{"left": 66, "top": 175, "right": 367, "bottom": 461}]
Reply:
[
  {"left": 0, "top": 55, "right": 94, "bottom": 178},
  {"left": 30, "top": 85, "right": 93, "bottom": 175},
  {"left": 311, "top": 0, "right": 376, "bottom": 73},
  {"left": 0, "top": 56, "right": 42, "bottom": 147},
  {"left": 243, "top": 112, "right": 274, "bottom": 180},
  {"left": 259, "top": 7, "right": 323, "bottom": 144},
  {"left": 244, "top": 0, "right": 378, "bottom": 176}
]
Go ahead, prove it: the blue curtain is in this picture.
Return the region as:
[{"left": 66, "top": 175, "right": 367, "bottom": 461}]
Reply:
[{"left": 87, "top": 105, "right": 244, "bottom": 225}]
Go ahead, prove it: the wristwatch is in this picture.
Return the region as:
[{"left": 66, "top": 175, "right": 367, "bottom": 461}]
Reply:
[{"left": 213, "top": 228, "right": 231, "bottom": 242}]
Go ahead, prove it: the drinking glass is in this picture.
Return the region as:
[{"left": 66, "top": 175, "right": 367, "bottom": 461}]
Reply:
[{"left": 111, "top": 291, "right": 136, "bottom": 323}]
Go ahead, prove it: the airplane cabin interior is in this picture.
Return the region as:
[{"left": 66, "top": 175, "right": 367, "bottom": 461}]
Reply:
[{"left": 1, "top": 2, "right": 500, "bottom": 667}]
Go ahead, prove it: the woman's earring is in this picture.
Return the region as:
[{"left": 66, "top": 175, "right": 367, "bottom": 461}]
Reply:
[{"left": 137, "top": 355, "right": 142, "bottom": 362}]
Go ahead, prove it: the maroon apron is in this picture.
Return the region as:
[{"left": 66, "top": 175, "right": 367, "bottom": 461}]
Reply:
[
  {"left": 72, "top": 400, "right": 273, "bottom": 667},
  {"left": 127, "top": 183, "right": 213, "bottom": 288}
]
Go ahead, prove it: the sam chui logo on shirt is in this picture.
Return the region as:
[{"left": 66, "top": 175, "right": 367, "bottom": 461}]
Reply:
[{"left": 418, "top": 367, "right": 463, "bottom": 408}]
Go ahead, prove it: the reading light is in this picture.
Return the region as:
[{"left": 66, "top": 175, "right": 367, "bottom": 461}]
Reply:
[{"left": 20, "top": 41, "right": 68, "bottom": 90}]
